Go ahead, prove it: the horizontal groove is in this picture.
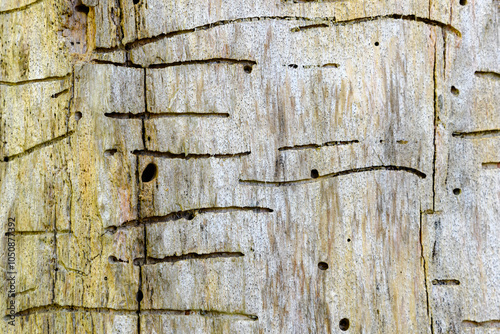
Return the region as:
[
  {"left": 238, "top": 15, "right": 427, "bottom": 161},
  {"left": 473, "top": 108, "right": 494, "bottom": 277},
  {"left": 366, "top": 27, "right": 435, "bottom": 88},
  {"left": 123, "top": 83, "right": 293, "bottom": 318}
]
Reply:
[
  {"left": 94, "top": 46, "right": 125, "bottom": 53},
  {"left": 133, "top": 252, "right": 244, "bottom": 266},
  {"left": 292, "top": 14, "right": 461, "bottom": 37},
  {"left": 106, "top": 206, "right": 274, "bottom": 232},
  {"left": 92, "top": 59, "right": 142, "bottom": 68},
  {"left": 0, "top": 74, "right": 71, "bottom": 86},
  {"left": 240, "top": 165, "right": 426, "bottom": 186},
  {"left": 12, "top": 304, "right": 136, "bottom": 318},
  {"left": 431, "top": 279, "right": 460, "bottom": 286},
  {"left": 452, "top": 129, "right": 500, "bottom": 139},
  {"left": 9, "top": 304, "right": 257, "bottom": 321},
  {"left": 16, "top": 287, "right": 37, "bottom": 296},
  {"left": 285, "top": 63, "right": 339, "bottom": 69},
  {"left": 50, "top": 88, "right": 70, "bottom": 98},
  {"left": 108, "top": 256, "right": 129, "bottom": 264},
  {"left": 93, "top": 58, "right": 256, "bottom": 69},
  {"left": 5, "top": 230, "right": 70, "bottom": 236},
  {"left": 104, "top": 112, "right": 229, "bottom": 119},
  {"left": 462, "top": 320, "right": 500, "bottom": 328},
  {"left": 0, "top": 0, "right": 43, "bottom": 15},
  {"left": 475, "top": 71, "right": 500, "bottom": 80},
  {"left": 482, "top": 162, "right": 500, "bottom": 169},
  {"left": 125, "top": 15, "right": 458, "bottom": 51},
  {"left": 141, "top": 309, "right": 258, "bottom": 321},
  {"left": 2, "top": 131, "right": 75, "bottom": 162},
  {"left": 147, "top": 58, "right": 256, "bottom": 69},
  {"left": 132, "top": 150, "right": 250, "bottom": 159},
  {"left": 125, "top": 16, "right": 320, "bottom": 50},
  {"left": 278, "top": 140, "right": 358, "bottom": 151}
]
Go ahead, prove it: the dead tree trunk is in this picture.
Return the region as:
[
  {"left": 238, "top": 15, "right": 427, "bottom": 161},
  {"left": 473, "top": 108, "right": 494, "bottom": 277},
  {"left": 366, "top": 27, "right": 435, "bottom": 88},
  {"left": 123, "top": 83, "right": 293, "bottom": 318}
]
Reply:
[{"left": 1, "top": 0, "right": 499, "bottom": 333}]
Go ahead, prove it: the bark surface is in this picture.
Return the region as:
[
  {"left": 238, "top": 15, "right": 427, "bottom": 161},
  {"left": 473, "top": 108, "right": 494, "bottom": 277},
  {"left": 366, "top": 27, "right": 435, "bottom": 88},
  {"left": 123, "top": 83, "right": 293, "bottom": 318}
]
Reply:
[{"left": 0, "top": 0, "right": 499, "bottom": 333}]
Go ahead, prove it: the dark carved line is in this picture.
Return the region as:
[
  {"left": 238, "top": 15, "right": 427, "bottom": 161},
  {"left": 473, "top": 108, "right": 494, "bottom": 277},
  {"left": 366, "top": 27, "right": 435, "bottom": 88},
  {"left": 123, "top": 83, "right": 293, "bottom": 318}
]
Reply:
[
  {"left": 2, "top": 131, "right": 75, "bottom": 162},
  {"left": 124, "top": 15, "right": 459, "bottom": 51},
  {"left": 475, "top": 71, "right": 500, "bottom": 80},
  {"left": 51, "top": 88, "right": 70, "bottom": 98},
  {"left": 0, "top": 0, "right": 43, "bottom": 15},
  {"left": 93, "top": 58, "right": 256, "bottom": 69},
  {"left": 278, "top": 140, "right": 358, "bottom": 151},
  {"left": 132, "top": 150, "right": 250, "bottom": 159},
  {"left": 482, "top": 162, "right": 500, "bottom": 169},
  {"left": 106, "top": 206, "right": 274, "bottom": 232},
  {"left": 462, "top": 320, "right": 500, "bottom": 328},
  {"left": 431, "top": 279, "right": 460, "bottom": 286},
  {"left": 104, "top": 112, "right": 229, "bottom": 119},
  {"left": 0, "top": 74, "right": 71, "bottom": 86},
  {"left": 11, "top": 304, "right": 136, "bottom": 318},
  {"left": 141, "top": 309, "right": 258, "bottom": 320},
  {"left": 7, "top": 304, "right": 257, "bottom": 321},
  {"left": 147, "top": 58, "right": 256, "bottom": 69},
  {"left": 94, "top": 46, "right": 125, "bottom": 53},
  {"left": 285, "top": 63, "right": 339, "bottom": 69},
  {"left": 240, "top": 165, "right": 427, "bottom": 186},
  {"left": 133, "top": 252, "right": 244, "bottom": 266},
  {"left": 452, "top": 129, "right": 500, "bottom": 138},
  {"left": 292, "top": 14, "right": 461, "bottom": 37},
  {"left": 125, "top": 16, "right": 319, "bottom": 50},
  {"left": 92, "top": 59, "right": 142, "bottom": 68}
]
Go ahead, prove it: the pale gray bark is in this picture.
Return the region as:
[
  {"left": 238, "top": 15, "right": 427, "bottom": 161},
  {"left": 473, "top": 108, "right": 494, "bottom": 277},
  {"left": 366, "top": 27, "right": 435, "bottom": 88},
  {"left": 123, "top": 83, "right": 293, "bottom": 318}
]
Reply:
[{"left": 0, "top": 0, "right": 499, "bottom": 333}]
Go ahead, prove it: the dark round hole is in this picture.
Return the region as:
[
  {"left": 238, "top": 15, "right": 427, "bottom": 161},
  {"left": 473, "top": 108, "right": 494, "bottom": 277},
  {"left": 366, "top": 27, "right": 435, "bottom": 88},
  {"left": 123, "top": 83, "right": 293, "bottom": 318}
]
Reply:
[
  {"left": 311, "top": 169, "right": 319, "bottom": 178},
  {"left": 75, "top": 112, "right": 82, "bottom": 121},
  {"left": 459, "top": 0, "right": 466, "bottom": 5},
  {"left": 75, "top": 4, "right": 89, "bottom": 13},
  {"left": 136, "top": 290, "right": 143, "bottom": 302},
  {"left": 141, "top": 163, "right": 158, "bottom": 182},
  {"left": 347, "top": 238, "right": 351, "bottom": 242},
  {"left": 54, "top": 267, "right": 59, "bottom": 271},
  {"left": 318, "top": 262, "right": 329, "bottom": 270},
  {"left": 243, "top": 65, "right": 252, "bottom": 73},
  {"left": 339, "top": 318, "right": 350, "bottom": 331},
  {"left": 374, "top": 42, "right": 379, "bottom": 46},
  {"left": 453, "top": 188, "right": 461, "bottom": 195},
  {"left": 451, "top": 86, "right": 459, "bottom": 96},
  {"left": 104, "top": 276, "right": 108, "bottom": 281},
  {"left": 133, "top": 0, "right": 140, "bottom": 4}
]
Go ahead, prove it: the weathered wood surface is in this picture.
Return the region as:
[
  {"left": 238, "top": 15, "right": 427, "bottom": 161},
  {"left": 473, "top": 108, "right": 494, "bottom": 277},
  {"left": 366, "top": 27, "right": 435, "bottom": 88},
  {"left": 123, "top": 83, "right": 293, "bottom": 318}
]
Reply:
[{"left": 0, "top": 0, "right": 499, "bottom": 333}]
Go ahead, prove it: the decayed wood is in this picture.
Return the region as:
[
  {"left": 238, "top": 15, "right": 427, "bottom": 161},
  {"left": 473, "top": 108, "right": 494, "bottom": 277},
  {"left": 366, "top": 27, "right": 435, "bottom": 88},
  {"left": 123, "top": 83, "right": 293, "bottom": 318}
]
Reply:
[{"left": 0, "top": 0, "right": 499, "bottom": 333}]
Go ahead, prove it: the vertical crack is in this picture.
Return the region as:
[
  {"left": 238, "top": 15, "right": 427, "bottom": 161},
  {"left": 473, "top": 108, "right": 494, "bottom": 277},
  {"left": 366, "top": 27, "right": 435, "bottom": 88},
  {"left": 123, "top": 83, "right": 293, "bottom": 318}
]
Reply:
[
  {"left": 432, "top": 30, "right": 438, "bottom": 212},
  {"left": 135, "top": 67, "right": 148, "bottom": 334},
  {"left": 420, "top": 210, "right": 434, "bottom": 334}
]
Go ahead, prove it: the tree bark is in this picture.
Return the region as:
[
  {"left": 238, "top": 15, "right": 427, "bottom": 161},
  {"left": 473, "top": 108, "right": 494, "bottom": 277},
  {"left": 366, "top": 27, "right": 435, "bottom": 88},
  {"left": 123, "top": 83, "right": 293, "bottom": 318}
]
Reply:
[{"left": 1, "top": 0, "right": 499, "bottom": 333}]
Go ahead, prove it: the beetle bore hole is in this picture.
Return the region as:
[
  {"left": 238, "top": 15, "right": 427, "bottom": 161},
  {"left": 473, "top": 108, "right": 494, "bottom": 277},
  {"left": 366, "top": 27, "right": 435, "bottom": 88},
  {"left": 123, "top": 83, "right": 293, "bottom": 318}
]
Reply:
[
  {"left": 243, "top": 65, "right": 252, "bottom": 73},
  {"left": 311, "top": 169, "right": 319, "bottom": 178},
  {"left": 75, "top": 112, "right": 82, "bottom": 121},
  {"left": 451, "top": 86, "right": 459, "bottom": 96},
  {"left": 318, "top": 262, "right": 329, "bottom": 270},
  {"left": 133, "top": 0, "right": 140, "bottom": 4},
  {"left": 141, "top": 163, "right": 158, "bottom": 182},
  {"left": 347, "top": 238, "right": 351, "bottom": 242},
  {"left": 460, "top": 0, "right": 466, "bottom": 5},
  {"left": 453, "top": 188, "right": 461, "bottom": 195},
  {"left": 339, "top": 318, "right": 350, "bottom": 330},
  {"left": 75, "top": 4, "right": 89, "bottom": 13},
  {"left": 136, "top": 290, "right": 143, "bottom": 302},
  {"left": 374, "top": 41, "right": 379, "bottom": 46}
]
